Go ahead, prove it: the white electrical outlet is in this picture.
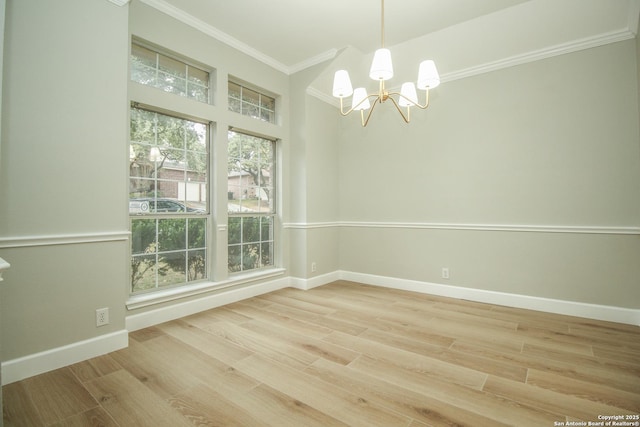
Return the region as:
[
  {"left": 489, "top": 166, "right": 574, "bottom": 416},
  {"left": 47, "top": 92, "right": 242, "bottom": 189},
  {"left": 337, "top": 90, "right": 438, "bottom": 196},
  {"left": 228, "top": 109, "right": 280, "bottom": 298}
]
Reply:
[
  {"left": 442, "top": 268, "right": 450, "bottom": 279},
  {"left": 311, "top": 262, "right": 317, "bottom": 272},
  {"left": 96, "top": 308, "right": 109, "bottom": 327}
]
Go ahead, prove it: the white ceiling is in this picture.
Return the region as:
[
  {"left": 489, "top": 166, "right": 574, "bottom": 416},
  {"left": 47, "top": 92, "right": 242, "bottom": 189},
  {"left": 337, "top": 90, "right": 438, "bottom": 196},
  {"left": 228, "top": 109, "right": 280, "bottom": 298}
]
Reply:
[{"left": 139, "top": 0, "right": 640, "bottom": 77}]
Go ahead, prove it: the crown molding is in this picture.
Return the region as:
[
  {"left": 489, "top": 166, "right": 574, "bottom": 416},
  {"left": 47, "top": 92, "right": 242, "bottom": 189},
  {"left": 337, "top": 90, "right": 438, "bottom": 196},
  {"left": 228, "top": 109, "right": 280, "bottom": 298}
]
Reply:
[
  {"left": 288, "top": 49, "right": 338, "bottom": 75},
  {"left": 306, "top": 86, "right": 338, "bottom": 108},
  {"left": 442, "top": 28, "right": 636, "bottom": 84},
  {"left": 108, "top": 0, "right": 131, "bottom": 5}
]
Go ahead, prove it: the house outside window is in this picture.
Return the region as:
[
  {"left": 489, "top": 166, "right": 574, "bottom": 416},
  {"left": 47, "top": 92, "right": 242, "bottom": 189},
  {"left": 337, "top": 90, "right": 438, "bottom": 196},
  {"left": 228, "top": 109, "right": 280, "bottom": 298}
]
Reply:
[{"left": 227, "top": 130, "right": 276, "bottom": 273}]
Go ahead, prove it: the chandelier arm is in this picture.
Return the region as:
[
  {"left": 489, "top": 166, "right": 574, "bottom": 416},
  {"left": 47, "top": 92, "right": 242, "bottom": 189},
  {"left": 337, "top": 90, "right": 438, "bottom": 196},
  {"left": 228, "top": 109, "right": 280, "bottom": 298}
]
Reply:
[
  {"left": 361, "top": 96, "right": 381, "bottom": 127},
  {"left": 339, "top": 93, "right": 382, "bottom": 117},
  {"left": 389, "top": 88, "right": 431, "bottom": 110},
  {"left": 387, "top": 96, "right": 411, "bottom": 124}
]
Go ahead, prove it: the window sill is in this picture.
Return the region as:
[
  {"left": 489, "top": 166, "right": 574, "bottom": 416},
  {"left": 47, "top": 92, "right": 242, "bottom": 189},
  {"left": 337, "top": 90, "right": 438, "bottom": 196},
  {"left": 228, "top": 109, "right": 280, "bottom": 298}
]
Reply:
[{"left": 126, "top": 268, "right": 287, "bottom": 310}]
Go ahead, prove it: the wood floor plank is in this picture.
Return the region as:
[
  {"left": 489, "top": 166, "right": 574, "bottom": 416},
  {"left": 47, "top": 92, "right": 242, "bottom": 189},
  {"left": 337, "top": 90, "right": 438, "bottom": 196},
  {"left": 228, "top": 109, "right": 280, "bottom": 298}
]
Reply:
[
  {"left": 523, "top": 342, "right": 640, "bottom": 378},
  {"left": 324, "top": 330, "right": 488, "bottom": 390},
  {"left": 68, "top": 354, "right": 122, "bottom": 383},
  {"left": 240, "top": 319, "right": 361, "bottom": 366},
  {"left": 305, "top": 357, "right": 511, "bottom": 427},
  {"left": 47, "top": 407, "right": 119, "bottom": 427},
  {"left": 517, "top": 324, "right": 597, "bottom": 356},
  {"left": 262, "top": 301, "right": 369, "bottom": 335},
  {"left": 423, "top": 317, "right": 526, "bottom": 352},
  {"left": 224, "top": 382, "right": 350, "bottom": 427},
  {"left": 526, "top": 369, "right": 640, "bottom": 411},
  {"left": 359, "top": 327, "right": 528, "bottom": 382},
  {"left": 483, "top": 375, "right": 636, "bottom": 422},
  {"left": 157, "top": 318, "right": 255, "bottom": 366},
  {"left": 23, "top": 367, "right": 98, "bottom": 425},
  {"left": 83, "top": 370, "right": 192, "bottom": 427},
  {"left": 168, "top": 383, "right": 268, "bottom": 426},
  {"left": 592, "top": 345, "right": 640, "bottom": 365},
  {"left": 2, "top": 382, "right": 45, "bottom": 427},
  {"left": 256, "top": 292, "right": 338, "bottom": 315},
  {"left": 107, "top": 337, "right": 202, "bottom": 400},
  {"left": 233, "top": 353, "right": 413, "bottom": 427},
  {"left": 205, "top": 319, "right": 320, "bottom": 370},
  {"left": 224, "top": 300, "right": 334, "bottom": 339},
  {"left": 349, "top": 354, "right": 561, "bottom": 427}
]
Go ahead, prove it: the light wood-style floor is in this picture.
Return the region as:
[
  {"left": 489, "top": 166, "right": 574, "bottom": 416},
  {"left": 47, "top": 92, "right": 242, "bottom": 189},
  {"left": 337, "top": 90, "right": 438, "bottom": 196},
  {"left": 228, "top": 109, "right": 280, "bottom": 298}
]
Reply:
[{"left": 3, "top": 281, "right": 640, "bottom": 426}]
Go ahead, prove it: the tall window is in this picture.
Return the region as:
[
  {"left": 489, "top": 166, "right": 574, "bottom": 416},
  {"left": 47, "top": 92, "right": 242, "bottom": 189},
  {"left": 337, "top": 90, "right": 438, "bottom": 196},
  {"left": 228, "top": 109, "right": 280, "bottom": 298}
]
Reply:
[
  {"left": 129, "top": 107, "right": 209, "bottom": 293},
  {"left": 228, "top": 81, "right": 276, "bottom": 123},
  {"left": 227, "top": 131, "right": 275, "bottom": 273},
  {"left": 131, "top": 42, "right": 210, "bottom": 103}
]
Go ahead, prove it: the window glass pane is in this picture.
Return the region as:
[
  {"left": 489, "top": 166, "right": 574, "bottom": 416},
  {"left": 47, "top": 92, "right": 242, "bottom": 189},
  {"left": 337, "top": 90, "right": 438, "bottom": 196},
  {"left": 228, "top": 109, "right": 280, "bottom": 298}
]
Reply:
[
  {"left": 189, "top": 85, "right": 209, "bottom": 103},
  {"left": 260, "top": 110, "right": 275, "bottom": 123},
  {"left": 261, "top": 241, "right": 274, "bottom": 268},
  {"left": 188, "top": 66, "right": 209, "bottom": 86},
  {"left": 261, "top": 216, "right": 273, "bottom": 240},
  {"left": 131, "top": 44, "right": 157, "bottom": 68},
  {"left": 242, "top": 217, "right": 259, "bottom": 243},
  {"left": 228, "top": 81, "right": 276, "bottom": 123},
  {"left": 158, "top": 252, "right": 187, "bottom": 287},
  {"left": 188, "top": 218, "right": 206, "bottom": 249},
  {"left": 228, "top": 217, "right": 241, "bottom": 245},
  {"left": 188, "top": 250, "right": 206, "bottom": 281},
  {"left": 131, "top": 255, "right": 157, "bottom": 293},
  {"left": 130, "top": 42, "right": 210, "bottom": 103},
  {"left": 158, "top": 218, "right": 186, "bottom": 251},
  {"left": 227, "top": 131, "right": 274, "bottom": 214},
  {"left": 241, "top": 87, "right": 259, "bottom": 105},
  {"left": 131, "top": 219, "right": 156, "bottom": 254},
  {"left": 228, "top": 82, "right": 241, "bottom": 99},
  {"left": 242, "top": 244, "right": 260, "bottom": 271},
  {"left": 159, "top": 55, "right": 186, "bottom": 78},
  {"left": 228, "top": 245, "right": 241, "bottom": 272}
]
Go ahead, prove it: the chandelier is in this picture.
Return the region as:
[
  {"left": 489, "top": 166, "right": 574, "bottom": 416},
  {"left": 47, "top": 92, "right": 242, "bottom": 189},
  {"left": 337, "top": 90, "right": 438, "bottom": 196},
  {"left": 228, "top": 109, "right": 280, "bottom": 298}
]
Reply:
[{"left": 332, "top": 0, "right": 440, "bottom": 126}]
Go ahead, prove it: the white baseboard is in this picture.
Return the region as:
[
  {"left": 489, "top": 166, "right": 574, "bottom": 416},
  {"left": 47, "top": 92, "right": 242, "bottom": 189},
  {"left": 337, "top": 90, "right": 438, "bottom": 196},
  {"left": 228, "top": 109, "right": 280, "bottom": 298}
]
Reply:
[
  {"left": 1, "top": 330, "right": 128, "bottom": 385},
  {"left": 290, "top": 271, "right": 341, "bottom": 291},
  {"left": 339, "top": 271, "right": 640, "bottom": 326},
  {"left": 125, "top": 276, "right": 291, "bottom": 332}
]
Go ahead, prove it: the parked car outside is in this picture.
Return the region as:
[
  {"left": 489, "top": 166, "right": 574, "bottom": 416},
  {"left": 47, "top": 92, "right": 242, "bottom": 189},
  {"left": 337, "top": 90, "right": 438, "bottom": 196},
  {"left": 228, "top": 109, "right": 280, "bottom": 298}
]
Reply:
[{"left": 129, "top": 198, "right": 205, "bottom": 214}]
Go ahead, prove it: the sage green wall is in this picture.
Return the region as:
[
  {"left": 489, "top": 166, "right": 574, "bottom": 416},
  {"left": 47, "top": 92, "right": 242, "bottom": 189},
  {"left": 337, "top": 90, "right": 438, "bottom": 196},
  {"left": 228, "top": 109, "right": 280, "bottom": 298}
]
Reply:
[
  {"left": 289, "top": 64, "right": 340, "bottom": 278},
  {"left": 337, "top": 40, "right": 640, "bottom": 308},
  {"left": 0, "top": 0, "right": 129, "bottom": 360}
]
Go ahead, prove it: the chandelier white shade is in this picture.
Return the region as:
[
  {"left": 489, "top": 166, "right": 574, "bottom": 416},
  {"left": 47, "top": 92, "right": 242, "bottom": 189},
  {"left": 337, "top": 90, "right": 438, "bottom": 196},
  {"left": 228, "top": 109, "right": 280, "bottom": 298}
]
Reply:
[
  {"left": 332, "top": 70, "right": 353, "bottom": 98},
  {"left": 352, "top": 88, "right": 371, "bottom": 111},
  {"left": 417, "top": 60, "right": 440, "bottom": 90},
  {"left": 369, "top": 48, "right": 394, "bottom": 81},
  {"left": 333, "top": 0, "right": 440, "bottom": 126}
]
